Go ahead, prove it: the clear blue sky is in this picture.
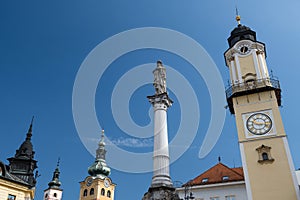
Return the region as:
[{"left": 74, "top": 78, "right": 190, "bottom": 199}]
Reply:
[{"left": 1, "top": 1, "right": 300, "bottom": 200}]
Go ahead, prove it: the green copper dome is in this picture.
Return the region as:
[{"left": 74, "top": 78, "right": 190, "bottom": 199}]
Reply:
[{"left": 88, "top": 130, "right": 111, "bottom": 178}]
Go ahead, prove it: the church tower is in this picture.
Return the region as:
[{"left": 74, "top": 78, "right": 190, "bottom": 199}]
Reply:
[
  {"left": 43, "top": 160, "right": 63, "bottom": 200},
  {"left": 224, "top": 15, "right": 300, "bottom": 199},
  {"left": 7, "top": 117, "right": 38, "bottom": 187},
  {"left": 79, "top": 130, "right": 116, "bottom": 200}
]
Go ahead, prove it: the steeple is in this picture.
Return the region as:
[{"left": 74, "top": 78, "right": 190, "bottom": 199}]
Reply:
[
  {"left": 44, "top": 159, "right": 63, "bottom": 200},
  {"left": 16, "top": 116, "right": 35, "bottom": 159},
  {"left": 7, "top": 117, "right": 38, "bottom": 187},
  {"left": 48, "top": 158, "right": 62, "bottom": 189},
  {"left": 88, "top": 130, "right": 111, "bottom": 178}
]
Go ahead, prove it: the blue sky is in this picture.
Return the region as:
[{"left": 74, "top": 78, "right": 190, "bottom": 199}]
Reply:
[{"left": 1, "top": 1, "right": 300, "bottom": 200}]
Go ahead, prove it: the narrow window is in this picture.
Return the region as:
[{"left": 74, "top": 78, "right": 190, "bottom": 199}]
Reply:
[
  {"left": 101, "top": 188, "right": 105, "bottom": 196},
  {"left": 90, "top": 188, "right": 94, "bottom": 195},
  {"left": 262, "top": 152, "right": 269, "bottom": 160},
  {"left": 107, "top": 190, "right": 111, "bottom": 198},
  {"left": 54, "top": 193, "right": 57, "bottom": 197},
  {"left": 83, "top": 189, "right": 88, "bottom": 196}
]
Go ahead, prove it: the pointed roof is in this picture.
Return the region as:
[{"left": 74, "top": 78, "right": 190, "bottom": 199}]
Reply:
[
  {"left": 186, "top": 163, "right": 244, "bottom": 186},
  {"left": 47, "top": 159, "right": 62, "bottom": 190},
  {"left": 15, "top": 117, "right": 35, "bottom": 159}
]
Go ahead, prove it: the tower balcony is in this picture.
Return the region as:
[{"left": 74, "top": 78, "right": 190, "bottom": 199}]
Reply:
[{"left": 225, "top": 78, "right": 281, "bottom": 114}]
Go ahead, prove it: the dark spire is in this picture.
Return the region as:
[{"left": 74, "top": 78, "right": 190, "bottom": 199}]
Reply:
[
  {"left": 15, "top": 117, "right": 35, "bottom": 159},
  {"left": 7, "top": 117, "right": 38, "bottom": 187},
  {"left": 26, "top": 116, "right": 34, "bottom": 141},
  {"left": 218, "top": 156, "right": 221, "bottom": 163},
  {"left": 48, "top": 158, "right": 62, "bottom": 189},
  {"left": 88, "top": 130, "right": 111, "bottom": 178}
]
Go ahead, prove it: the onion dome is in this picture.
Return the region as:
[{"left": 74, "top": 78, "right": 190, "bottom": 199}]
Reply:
[
  {"left": 227, "top": 15, "right": 257, "bottom": 48},
  {"left": 88, "top": 130, "right": 111, "bottom": 178}
]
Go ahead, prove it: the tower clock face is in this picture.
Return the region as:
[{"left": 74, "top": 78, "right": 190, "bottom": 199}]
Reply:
[
  {"left": 237, "top": 42, "right": 251, "bottom": 55},
  {"left": 86, "top": 177, "right": 93, "bottom": 186},
  {"left": 246, "top": 113, "right": 272, "bottom": 135},
  {"left": 104, "top": 179, "right": 110, "bottom": 188}
]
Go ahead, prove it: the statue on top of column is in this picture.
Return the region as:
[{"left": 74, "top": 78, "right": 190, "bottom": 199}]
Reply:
[{"left": 153, "top": 60, "right": 167, "bottom": 95}]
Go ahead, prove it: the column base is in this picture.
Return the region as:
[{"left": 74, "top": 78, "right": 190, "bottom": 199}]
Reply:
[{"left": 142, "top": 185, "right": 180, "bottom": 200}]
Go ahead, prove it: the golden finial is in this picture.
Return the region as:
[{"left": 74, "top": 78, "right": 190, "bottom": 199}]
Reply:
[{"left": 235, "top": 6, "right": 241, "bottom": 25}]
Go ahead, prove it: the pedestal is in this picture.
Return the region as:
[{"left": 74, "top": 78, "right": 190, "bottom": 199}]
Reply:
[{"left": 142, "top": 185, "right": 180, "bottom": 200}]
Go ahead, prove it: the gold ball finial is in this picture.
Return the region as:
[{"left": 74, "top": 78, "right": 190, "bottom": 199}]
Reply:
[
  {"left": 236, "top": 15, "right": 241, "bottom": 24},
  {"left": 101, "top": 129, "right": 105, "bottom": 134}
]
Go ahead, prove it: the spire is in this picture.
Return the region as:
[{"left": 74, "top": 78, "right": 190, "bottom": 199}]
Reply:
[
  {"left": 26, "top": 116, "right": 34, "bottom": 141},
  {"left": 14, "top": 117, "right": 36, "bottom": 159},
  {"left": 48, "top": 158, "right": 62, "bottom": 189},
  {"left": 7, "top": 117, "right": 38, "bottom": 187},
  {"left": 88, "top": 130, "right": 111, "bottom": 178}
]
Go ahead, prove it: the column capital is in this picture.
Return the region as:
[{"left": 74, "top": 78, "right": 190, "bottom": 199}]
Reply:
[{"left": 147, "top": 93, "right": 173, "bottom": 108}]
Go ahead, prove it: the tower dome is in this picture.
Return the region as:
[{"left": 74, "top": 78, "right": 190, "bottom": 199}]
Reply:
[
  {"left": 227, "top": 16, "right": 257, "bottom": 47},
  {"left": 87, "top": 130, "right": 111, "bottom": 178}
]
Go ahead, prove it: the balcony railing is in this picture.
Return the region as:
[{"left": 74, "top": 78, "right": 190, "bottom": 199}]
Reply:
[
  {"left": 225, "top": 78, "right": 280, "bottom": 99},
  {"left": 225, "top": 78, "right": 281, "bottom": 114}
]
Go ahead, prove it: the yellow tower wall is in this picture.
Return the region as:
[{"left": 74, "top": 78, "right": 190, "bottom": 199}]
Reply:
[{"left": 233, "top": 91, "right": 299, "bottom": 199}]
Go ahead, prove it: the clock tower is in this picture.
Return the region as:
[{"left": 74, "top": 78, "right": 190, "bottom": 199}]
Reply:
[
  {"left": 224, "top": 15, "right": 300, "bottom": 200},
  {"left": 79, "top": 130, "right": 116, "bottom": 200}
]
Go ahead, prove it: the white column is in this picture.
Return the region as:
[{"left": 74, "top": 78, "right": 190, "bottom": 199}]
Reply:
[
  {"left": 151, "top": 102, "right": 172, "bottom": 187},
  {"left": 234, "top": 54, "right": 243, "bottom": 84},
  {"left": 230, "top": 59, "right": 237, "bottom": 85},
  {"left": 252, "top": 51, "right": 262, "bottom": 80},
  {"left": 257, "top": 53, "right": 268, "bottom": 79}
]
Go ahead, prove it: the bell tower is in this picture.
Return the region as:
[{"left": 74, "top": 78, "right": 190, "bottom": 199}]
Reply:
[
  {"left": 224, "top": 15, "right": 300, "bottom": 199},
  {"left": 78, "top": 130, "right": 116, "bottom": 200}
]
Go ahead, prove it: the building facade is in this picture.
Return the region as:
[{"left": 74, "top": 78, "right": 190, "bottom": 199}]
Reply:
[{"left": 176, "top": 162, "right": 247, "bottom": 200}]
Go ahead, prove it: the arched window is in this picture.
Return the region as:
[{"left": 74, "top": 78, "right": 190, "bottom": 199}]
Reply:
[
  {"left": 54, "top": 193, "right": 57, "bottom": 198},
  {"left": 107, "top": 190, "right": 111, "bottom": 198},
  {"left": 45, "top": 193, "right": 48, "bottom": 198},
  {"left": 262, "top": 152, "right": 269, "bottom": 160},
  {"left": 90, "top": 188, "right": 94, "bottom": 195},
  {"left": 101, "top": 188, "right": 105, "bottom": 196},
  {"left": 83, "top": 189, "right": 88, "bottom": 196}
]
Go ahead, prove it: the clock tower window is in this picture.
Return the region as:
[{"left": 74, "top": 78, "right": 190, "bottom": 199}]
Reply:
[
  {"left": 83, "top": 189, "right": 87, "bottom": 197},
  {"left": 90, "top": 188, "right": 94, "bottom": 195},
  {"left": 256, "top": 145, "right": 274, "bottom": 164},
  {"left": 101, "top": 188, "right": 105, "bottom": 196},
  {"left": 107, "top": 190, "right": 111, "bottom": 198}
]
